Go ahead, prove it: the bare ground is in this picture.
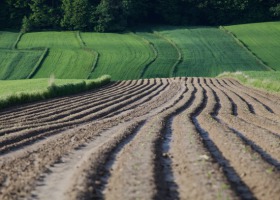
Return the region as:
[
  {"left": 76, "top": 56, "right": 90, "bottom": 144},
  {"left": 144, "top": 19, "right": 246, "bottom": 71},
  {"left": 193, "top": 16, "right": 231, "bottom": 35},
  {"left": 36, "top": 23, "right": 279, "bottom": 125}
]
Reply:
[{"left": 0, "top": 77, "right": 279, "bottom": 200}]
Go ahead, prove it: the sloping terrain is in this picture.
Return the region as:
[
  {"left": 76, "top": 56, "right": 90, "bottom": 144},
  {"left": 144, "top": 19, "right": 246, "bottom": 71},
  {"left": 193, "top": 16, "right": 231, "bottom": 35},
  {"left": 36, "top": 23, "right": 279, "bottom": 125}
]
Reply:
[
  {"left": 225, "top": 22, "right": 280, "bottom": 70},
  {"left": 157, "top": 27, "right": 268, "bottom": 77},
  {"left": 80, "top": 32, "right": 154, "bottom": 80},
  {"left": 0, "top": 78, "right": 279, "bottom": 200}
]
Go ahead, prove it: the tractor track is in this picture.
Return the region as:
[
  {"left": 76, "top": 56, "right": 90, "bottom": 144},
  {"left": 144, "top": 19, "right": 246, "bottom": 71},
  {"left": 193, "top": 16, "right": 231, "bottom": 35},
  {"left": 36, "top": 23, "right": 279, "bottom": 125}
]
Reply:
[{"left": 0, "top": 77, "right": 279, "bottom": 200}]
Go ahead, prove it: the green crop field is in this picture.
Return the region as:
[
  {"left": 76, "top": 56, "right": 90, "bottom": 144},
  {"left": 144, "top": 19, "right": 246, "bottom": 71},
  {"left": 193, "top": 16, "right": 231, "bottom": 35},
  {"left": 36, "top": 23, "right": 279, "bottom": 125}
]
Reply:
[
  {"left": 157, "top": 26, "right": 267, "bottom": 77},
  {"left": 136, "top": 31, "right": 179, "bottom": 78},
  {"left": 0, "top": 24, "right": 278, "bottom": 81},
  {"left": 225, "top": 22, "right": 280, "bottom": 71},
  {"left": 17, "top": 31, "right": 96, "bottom": 79},
  {"left": 0, "top": 49, "right": 43, "bottom": 80},
  {"left": 0, "top": 31, "right": 19, "bottom": 49},
  {"left": 32, "top": 49, "right": 95, "bottom": 79},
  {"left": 81, "top": 32, "right": 154, "bottom": 80}
]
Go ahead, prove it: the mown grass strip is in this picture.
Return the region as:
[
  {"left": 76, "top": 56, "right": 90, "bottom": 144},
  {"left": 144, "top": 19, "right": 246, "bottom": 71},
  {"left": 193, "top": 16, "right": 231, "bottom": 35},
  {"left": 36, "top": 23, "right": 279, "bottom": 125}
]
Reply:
[
  {"left": 225, "top": 22, "right": 280, "bottom": 71},
  {"left": 0, "top": 75, "right": 111, "bottom": 110},
  {"left": 218, "top": 71, "right": 280, "bottom": 94}
]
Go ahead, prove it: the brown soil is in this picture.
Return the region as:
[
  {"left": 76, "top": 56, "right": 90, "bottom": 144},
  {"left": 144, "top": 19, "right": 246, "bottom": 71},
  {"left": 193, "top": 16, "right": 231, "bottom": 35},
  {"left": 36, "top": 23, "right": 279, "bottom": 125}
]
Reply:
[{"left": 0, "top": 78, "right": 279, "bottom": 200}]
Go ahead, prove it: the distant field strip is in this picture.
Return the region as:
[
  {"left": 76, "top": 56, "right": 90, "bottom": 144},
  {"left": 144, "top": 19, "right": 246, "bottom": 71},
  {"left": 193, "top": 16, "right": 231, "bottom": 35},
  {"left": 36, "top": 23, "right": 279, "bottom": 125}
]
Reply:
[
  {"left": 81, "top": 32, "right": 154, "bottom": 80},
  {"left": 136, "top": 32, "right": 179, "bottom": 78},
  {"left": 17, "top": 32, "right": 96, "bottom": 79},
  {"left": 0, "top": 32, "right": 19, "bottom": 49},
  {"left": 158, "top": 27, "right": 267, "bottom": 77},
  {"left": 225, "top": 22, "right": 280, "bottom": 71},
  {"left": 0, "top": 49, "right": 43, "bottom": 80}
]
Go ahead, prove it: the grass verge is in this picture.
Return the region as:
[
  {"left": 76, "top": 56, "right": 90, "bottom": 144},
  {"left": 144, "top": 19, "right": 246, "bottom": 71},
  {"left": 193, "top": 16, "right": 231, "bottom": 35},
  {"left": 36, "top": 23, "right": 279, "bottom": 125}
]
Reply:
[
  {"left": 0, "top": 75, "right": 111, "bottom": 110},
  {"left": 218, "top": 71, "right": 280, "bottom": 94}
]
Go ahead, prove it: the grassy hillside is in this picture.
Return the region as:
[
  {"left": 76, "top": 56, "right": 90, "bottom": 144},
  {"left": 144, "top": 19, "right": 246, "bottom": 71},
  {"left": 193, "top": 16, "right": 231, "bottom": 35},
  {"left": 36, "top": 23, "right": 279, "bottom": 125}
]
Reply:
[
  {"left": 225, "top": 22, "right": 280, "bottom": 71},
  {"left": 1, "top": 25, "right": 278, "bottom": 80},
  {"left": 157, "top": 27, "right": 267, "bottom": 77},
  {"left": 81, "top": 32, "right": 154, "bottom": 80},
  {"left": 136, "top": 31, "right": 179, "bottom": 78},
  {"left": 17, "top": 32, "right": 96, "bottom": 79}
]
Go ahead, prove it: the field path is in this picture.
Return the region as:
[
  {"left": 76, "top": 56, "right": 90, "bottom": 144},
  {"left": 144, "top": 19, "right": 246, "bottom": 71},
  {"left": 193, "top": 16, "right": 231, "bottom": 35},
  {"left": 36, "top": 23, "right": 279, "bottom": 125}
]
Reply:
[{"left": 0, "top": 78, "right": 279, "bottom": 200}]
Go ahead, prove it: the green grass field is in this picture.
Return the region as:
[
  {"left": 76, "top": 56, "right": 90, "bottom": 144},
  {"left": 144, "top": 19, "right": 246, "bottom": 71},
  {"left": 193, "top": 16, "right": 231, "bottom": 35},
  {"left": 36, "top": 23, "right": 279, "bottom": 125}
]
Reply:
[
  {"left": 17, "top": 32, "right": 96, "bottom": 79},
  {"left": 136, "top": 31, "right": 179, "bottom": 78},
  {"left": 0, "top": 24, "right": 279, "bottom": 82},
  {"left": 81, "top": 32, "right": 154, "bottom": 80},
  {"left": 225, "top": 22, "right": 280, "bottom": 71},
  {"left": 157, "top": 26, "right": 267, "bottom": 77},
  {"left": 0, "top": 31, "right": 19, "bottom": 49}
]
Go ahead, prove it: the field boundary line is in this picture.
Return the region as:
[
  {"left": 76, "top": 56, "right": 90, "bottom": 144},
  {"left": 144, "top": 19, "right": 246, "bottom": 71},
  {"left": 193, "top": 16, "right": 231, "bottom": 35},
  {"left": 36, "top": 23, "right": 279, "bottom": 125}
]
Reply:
[
  {"left": 134, "top": 33, "right": 158, "bottom": 78},
  {"left": 219, "top": 26, "right": 274, "bottom": 71},
  {"left": 27, "top": 48, "right": 49, "bottom": 79},
  {"left": 76, "top": 31, "right": 100, "bottom": 79},
  {"left": 12, "top": 32, "right": 23, "bottom": 49},
  {"left": 153, "top": 31, "right": 182, "bottom": 77}
]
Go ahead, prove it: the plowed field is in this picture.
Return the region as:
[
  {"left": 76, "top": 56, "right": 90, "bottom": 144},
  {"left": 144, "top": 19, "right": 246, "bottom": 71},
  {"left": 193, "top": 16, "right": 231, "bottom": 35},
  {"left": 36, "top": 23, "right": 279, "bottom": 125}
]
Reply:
[{"left": 0, "top": 78, "right": 279, "bottom": 200}]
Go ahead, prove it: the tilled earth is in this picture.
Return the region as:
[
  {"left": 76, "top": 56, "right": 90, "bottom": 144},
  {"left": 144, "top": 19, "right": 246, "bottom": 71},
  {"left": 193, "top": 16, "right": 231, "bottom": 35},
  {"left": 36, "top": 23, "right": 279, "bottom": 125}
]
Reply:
[{"left": 0, "top": 78, "right": 279, "bottom": 200}]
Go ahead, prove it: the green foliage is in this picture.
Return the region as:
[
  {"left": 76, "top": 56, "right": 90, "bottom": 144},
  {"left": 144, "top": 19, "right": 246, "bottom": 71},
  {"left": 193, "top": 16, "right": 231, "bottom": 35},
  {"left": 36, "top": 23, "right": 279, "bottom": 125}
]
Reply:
[
  {"left": 21, "top": 16, "right": 32, "bottom": 33},
  {"left": 225, "top": 22, "right": 280, "bottom": 71},
  {"left": 157, "top": 26, "right": 267, "bottom": 77},
  {"left": 1, "top": 0, "right": 280, "bottom": 30},
  {"left": 61, "top": 0, "right": 90, "bottom": 30},
  {"left": 0, "top": 75, "right": 111, "bottom": 110}
]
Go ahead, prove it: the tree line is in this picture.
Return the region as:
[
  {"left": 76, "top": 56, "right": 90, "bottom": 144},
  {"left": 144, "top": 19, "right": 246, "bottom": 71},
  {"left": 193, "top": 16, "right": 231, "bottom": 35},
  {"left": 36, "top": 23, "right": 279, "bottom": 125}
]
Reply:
[{"left": 1, "top": 0, "right": 279, "bottom": 32}]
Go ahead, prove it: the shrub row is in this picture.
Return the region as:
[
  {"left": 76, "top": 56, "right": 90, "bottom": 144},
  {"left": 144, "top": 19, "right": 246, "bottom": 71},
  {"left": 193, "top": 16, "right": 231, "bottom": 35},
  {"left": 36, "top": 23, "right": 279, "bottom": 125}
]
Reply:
[{"left": 0, "top": 75, "right": 111, "bottom": 110}]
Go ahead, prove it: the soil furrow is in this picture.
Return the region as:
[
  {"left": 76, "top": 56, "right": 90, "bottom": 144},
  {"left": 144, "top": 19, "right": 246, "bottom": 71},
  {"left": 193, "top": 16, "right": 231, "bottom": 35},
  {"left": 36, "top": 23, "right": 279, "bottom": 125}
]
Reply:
[
  {"left": 191, "top": 78, "right": 254, "bottom": 199},
  {"left": 1, "top": 77, "right": 279, "bottom": 200},
  {"left": 0, "top": 81, "right": 163, "bottom": 153},
  {"left": 0, "top": 79, "right": 159, "bottom": 137},
  {"left": 226, "top": 78, "right": 280, "bottom": 107},
  {"left": 221, "top": 79, "right": 280, "bottom": 122},
  {"left": 59, "top": 79, "right": 186, "bottom": 200},
  {"left": 0, "top": 81, "right": 122, "bottom": 120},
  {"left": 167, "top": 78, "right": 237, "bottom": 200},
  {"left": 0, "top": 80, "right": 141, "bottom": 125},
  {"left": 0, "top": 78, "right": 183, "bottom": 199},
  {"left": 212, "top": 79, "right": 280, "bottom": 136},
  {"left": 198, "top": 78, "right": 280, "bottom": 199},
  {"left": 205, "top": 79, "right": 280, "bottom": 168}
]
